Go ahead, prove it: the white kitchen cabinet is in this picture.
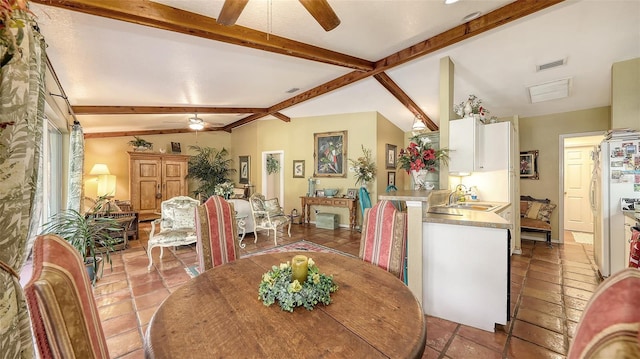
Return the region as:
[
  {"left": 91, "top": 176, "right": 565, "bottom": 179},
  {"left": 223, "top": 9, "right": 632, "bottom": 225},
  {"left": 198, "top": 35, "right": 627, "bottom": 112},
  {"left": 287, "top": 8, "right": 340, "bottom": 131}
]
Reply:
[
  {"left": 449, "top": 117, "right": 482, "bottom": 173},
  {"left": 423, "top": 222, "right": 509, "bottom": 332},
  {"left": 449, "top": 118, "right": 511, "bottom": 173},
  {"left": 480, "top": 122, "right": 511, "bottom": 171}
]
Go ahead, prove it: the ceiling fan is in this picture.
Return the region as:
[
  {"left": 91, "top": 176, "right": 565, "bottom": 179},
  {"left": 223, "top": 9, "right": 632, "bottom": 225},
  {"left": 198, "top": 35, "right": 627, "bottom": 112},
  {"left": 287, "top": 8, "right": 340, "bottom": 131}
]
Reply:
[
  {"left": 217, "top": 0, "right": 341, "bottom": 32},
  {"left": 188, "top": 114, "right": 205, "bottom": 130}
]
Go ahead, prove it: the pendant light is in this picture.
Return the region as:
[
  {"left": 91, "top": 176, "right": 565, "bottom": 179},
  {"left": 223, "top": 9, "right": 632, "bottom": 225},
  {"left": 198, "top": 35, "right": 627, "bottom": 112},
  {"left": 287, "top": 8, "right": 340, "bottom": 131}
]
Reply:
[{"left": 411, "top": 115, "right": 426, "bottom": 131}]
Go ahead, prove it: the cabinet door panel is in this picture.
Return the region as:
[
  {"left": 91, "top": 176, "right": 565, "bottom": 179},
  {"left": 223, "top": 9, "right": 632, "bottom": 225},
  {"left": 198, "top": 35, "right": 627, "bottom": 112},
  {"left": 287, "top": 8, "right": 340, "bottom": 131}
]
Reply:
[
  {"left": 139, "top": 180, "right": 160, "bottom": 210},
  {"left": 162, "top": 160, "right": 187, "bottom": 201}
]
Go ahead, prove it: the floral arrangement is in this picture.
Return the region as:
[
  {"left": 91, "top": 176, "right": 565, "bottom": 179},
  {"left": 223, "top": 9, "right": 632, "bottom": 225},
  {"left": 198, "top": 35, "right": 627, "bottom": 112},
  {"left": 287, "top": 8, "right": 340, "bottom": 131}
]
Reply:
[
  {"left": 454, "top": 94, "right": 490, "bottom": 120},
  {"left": 258, "top": 257, "right": 338, "bottom": 312},
  {"left": 397, "top": 135, "right": 448, "bottom": 174},
  {"left": 213, "top": 181, "right": 234, "bottom": 199},
  {"left": 348, "top": 145, "right": 376, "bottom": 186}
]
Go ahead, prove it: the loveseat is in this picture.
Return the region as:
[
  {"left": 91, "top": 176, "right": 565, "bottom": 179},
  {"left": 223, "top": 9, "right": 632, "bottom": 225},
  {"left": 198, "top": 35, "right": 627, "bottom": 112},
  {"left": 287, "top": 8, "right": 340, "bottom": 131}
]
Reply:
[{"left": 520, "top": 195, "right": 556, "bottom": 247}]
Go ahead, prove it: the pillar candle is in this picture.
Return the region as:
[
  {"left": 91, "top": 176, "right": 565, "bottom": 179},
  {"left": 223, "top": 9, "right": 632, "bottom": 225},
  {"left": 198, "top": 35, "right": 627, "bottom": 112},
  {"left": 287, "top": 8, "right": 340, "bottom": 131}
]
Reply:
[{"left": 291, "top": 255, "right": 308, "bottom": 284}]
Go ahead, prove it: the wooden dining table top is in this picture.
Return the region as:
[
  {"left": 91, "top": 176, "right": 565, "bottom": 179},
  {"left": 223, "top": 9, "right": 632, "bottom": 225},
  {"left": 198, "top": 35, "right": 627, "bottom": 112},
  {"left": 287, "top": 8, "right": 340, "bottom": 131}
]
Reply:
[{"left": 144, "top": 251, "right": 426, "bottom": 359}]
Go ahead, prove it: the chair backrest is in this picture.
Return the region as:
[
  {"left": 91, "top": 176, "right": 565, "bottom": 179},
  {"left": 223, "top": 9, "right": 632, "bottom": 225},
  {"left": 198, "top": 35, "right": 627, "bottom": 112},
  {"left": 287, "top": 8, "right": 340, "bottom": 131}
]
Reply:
[
  {"left": 196, "top": 196, "right": 240, "bottom": 272},
  {"left": 358, "top": 187, "right": 372, "bottom": 218},
  {"left": 359, "top": 200, "right": 407, "bottom": 280},
  {"left": 160, "top": 196, "right": 200, "bottom": 232},
  {"left": 25, "top": 234, "right": 110, "bottom": 359},
  {"left": 249, "top": 193, "right": 285, "bottom": 218},
  {"left": 567, "top": 268, "right": 640, "bottom": 358}
]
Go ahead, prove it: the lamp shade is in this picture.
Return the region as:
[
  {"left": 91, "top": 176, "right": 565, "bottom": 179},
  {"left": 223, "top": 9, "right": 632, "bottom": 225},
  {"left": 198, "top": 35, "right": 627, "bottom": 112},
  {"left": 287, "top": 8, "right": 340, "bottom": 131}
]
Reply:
[{"left": 89, "top": 164, "right": 111, "bottom": 175}]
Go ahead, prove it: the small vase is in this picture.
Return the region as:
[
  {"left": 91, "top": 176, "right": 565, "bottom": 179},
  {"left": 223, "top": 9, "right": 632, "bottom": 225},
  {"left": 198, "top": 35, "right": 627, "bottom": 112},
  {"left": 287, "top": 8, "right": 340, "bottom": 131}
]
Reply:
[{"left": 411, "top": 169, "right": 436, "bottom": 190}]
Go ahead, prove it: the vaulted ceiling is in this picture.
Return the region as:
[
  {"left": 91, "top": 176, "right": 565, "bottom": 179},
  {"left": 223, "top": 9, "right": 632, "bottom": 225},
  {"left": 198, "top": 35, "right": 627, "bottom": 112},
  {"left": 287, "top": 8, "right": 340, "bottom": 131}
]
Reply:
[{"left": 30, "top": 0, "right": 640, "bottom": 138}]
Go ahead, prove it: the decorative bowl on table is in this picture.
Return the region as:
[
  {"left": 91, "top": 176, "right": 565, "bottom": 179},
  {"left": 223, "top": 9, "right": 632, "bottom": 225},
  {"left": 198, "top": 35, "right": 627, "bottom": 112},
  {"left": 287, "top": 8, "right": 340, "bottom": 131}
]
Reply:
[{"left": 324, "top": 189, "right": 339, "bottom": 197}]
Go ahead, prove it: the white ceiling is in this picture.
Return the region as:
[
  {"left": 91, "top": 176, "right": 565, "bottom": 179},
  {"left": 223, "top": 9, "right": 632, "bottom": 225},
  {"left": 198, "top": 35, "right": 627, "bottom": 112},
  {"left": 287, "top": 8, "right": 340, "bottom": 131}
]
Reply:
[{"left": 31, "top": 0, "right": 640, "bottom": 135}]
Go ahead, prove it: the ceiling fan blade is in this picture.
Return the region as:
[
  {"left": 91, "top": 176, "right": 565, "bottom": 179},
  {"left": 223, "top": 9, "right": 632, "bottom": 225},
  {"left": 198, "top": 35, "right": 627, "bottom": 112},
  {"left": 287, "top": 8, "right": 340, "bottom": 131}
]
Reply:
[
  {"left": 298, "top": 0, "right": 341, "bottom": 31},
  {"left": 217, "top": 0, "right": 249, "bottom": 26}
]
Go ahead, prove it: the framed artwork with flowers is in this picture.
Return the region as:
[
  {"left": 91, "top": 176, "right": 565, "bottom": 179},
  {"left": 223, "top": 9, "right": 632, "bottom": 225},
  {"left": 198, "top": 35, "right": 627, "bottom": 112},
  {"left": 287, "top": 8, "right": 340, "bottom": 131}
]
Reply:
[
  {"left": 314, "top": 131, "right": 347, "bottom": 177},
  {"left": 520, "top": 150, "right": 539, "bottom": 179}
]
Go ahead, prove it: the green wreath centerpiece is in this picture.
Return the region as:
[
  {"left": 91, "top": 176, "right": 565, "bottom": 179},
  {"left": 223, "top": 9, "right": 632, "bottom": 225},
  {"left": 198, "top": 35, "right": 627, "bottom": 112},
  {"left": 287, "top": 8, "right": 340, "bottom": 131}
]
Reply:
[{"left": 258, "top": 256, "right": 338, "bottom": 312}]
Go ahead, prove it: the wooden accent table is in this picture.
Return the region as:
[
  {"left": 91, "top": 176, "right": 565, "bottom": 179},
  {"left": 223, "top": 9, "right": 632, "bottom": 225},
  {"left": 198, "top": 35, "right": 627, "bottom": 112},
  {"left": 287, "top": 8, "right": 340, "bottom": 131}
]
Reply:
[
  {"left": 300, "top": 196, "right": 357, "bottom": 230},
  {"left": 144, "top": 252, "right": 426, "bottom": 359}
]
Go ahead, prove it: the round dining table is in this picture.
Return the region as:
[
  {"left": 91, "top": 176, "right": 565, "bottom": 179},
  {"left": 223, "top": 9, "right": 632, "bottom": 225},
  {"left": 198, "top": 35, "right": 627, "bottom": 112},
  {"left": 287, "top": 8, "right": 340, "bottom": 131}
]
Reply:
[{"left": 144, "top": 251, "right": 426, "bottom": 358}]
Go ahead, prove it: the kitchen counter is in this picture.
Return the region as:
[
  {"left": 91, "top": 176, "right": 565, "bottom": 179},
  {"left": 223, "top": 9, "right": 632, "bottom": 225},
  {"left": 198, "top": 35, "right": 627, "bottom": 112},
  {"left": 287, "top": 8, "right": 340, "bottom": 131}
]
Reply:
[{"left": 425, "top": 202, "right": 511, "bottom": 229}]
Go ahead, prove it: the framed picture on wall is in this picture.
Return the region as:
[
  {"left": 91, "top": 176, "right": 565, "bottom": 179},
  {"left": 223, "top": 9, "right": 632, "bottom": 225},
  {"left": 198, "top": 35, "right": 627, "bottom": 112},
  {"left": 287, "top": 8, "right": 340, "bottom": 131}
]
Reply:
[
  {"left": 385, "top": 144, "right": 397, "bottom": 169},
  {"left": 387, "top": 171, "right": 396, "bottom": 187},
  {"left": 171, "top": 142, "right": 181, "bottom": 153},
  {"left": 519, "top": 150, "right": 539, "bottom": 179},
  {"left": 293, "top": 160, "right": 305, "bottom": 178},
  {"left": 314, "top": 131, "right": 347, "bottom": 177},
  {"left": 239, "top": 156, "right": 250, "bottom": 184}
]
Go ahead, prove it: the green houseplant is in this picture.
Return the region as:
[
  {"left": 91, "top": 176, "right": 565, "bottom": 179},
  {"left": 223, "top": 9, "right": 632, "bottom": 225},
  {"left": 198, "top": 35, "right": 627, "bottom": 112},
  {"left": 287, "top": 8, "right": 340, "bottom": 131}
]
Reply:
[
  {"left": 128, "top": 136, "right": 153, "bottom": 151},
  {"left": 186, "top": 145, "right": 237, "bottom": 200},
  {"left": 41, "top": 208, "right": 121, "bottom": 283}
]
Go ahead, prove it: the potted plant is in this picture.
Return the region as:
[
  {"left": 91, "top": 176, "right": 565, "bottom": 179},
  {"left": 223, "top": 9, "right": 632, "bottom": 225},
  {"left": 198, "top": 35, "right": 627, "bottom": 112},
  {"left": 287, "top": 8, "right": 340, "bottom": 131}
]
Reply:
[
  {"left": 128, "top": 136, "right": 153, "bottom": 151},
  {"left": 41, "top": 209, "right": 122, "bottom": 283},
  {"left": 266, "top": 154, "right": 280, "bottom": 175},
  {"left": 398, "top": 135, "right": 448, "bottom": 190},
  {"left": 186, "top": 145, "right": 237, "bottom": 200}
]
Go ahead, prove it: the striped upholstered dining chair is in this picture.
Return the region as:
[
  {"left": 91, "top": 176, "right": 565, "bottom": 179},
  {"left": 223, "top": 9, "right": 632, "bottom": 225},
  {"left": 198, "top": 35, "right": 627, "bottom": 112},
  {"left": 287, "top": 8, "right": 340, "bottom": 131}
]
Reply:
[
  {"left": 195, "top": 195, "right": 241, "bottom": 273},
  {"left": 359, "top": 200, "right": 408, "bottom": 280},
  {"left": 25, "top": 234, "right": 110, "bottom": 359}
]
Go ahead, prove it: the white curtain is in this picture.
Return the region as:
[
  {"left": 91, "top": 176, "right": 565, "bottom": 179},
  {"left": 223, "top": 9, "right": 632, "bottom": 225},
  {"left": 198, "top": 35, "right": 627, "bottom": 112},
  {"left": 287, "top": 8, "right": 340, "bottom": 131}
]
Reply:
[
  {"left": 66, "top": 121, "right": 84, "bottom": 211},
  {"left": 0, "top": 11, "right": 46, "bottom": 359}
]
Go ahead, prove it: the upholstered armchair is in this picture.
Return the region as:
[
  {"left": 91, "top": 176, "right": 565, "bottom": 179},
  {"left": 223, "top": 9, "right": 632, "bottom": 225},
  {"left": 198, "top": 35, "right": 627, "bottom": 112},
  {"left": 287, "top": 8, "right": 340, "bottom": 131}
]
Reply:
[
  {"left": 359, "top": 200, "right": 408, "bottom": 281},
  {"left": 249, "top": 193, "right": 291, "bottom": 246},
  {"left": 147, "top": 196, "right": 200, "bottom": 270},
  {"left": 25, "top": 234, "right": 110, "bottom": 358}
]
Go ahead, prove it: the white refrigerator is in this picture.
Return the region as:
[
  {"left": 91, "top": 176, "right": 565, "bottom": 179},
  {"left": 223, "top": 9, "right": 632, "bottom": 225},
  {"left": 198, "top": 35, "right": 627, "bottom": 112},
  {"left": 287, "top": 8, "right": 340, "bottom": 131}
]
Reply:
[{"left": 592, "top": 134, "right": 640, "bottom": 277}]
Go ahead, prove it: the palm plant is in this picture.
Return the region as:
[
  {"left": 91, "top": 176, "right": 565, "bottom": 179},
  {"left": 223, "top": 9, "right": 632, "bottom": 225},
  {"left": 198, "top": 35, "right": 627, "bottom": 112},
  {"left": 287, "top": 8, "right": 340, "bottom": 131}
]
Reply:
[
  {"left": 186, "top": 145, "right": 237, "bottom": 199},
  {"left": 41, "top": 209, "right": 121, "bottom": 283}
]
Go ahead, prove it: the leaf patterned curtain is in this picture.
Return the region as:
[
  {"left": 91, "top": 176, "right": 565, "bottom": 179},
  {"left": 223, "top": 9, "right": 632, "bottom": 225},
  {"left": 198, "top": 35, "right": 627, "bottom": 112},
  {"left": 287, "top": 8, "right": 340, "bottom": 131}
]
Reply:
[
  {"left": 0, "top": 11, "right": 46, "bottom": 359},
  {"left": 66, "top": 121, "right": 84, "bottom": 211}
]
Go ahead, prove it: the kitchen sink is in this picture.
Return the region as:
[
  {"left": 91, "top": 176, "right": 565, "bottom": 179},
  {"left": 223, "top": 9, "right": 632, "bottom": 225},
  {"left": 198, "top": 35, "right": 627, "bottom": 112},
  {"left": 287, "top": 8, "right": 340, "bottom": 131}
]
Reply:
[
  {"left": 446, "top": 203, "right": 500, "bottom": 211},
  {"left": 429, "top": 202, "right": 501, "bottom": 213}
]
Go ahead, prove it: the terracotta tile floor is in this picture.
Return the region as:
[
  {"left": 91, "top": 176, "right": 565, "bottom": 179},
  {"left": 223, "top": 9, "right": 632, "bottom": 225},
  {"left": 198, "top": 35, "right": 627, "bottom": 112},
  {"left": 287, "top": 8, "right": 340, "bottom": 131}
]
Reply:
[{"left": 27, "top": 224, "right": 602, "bottom": 358}]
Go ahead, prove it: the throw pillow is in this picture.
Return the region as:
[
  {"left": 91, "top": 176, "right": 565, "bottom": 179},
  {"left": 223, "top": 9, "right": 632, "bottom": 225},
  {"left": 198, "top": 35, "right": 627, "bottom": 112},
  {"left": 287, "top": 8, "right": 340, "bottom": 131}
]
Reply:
[
  {"left": 173, "top": 207, "right": 195, "bottom": 229},
  {"left": 526, "top": 201, "right": 556, "bottom": 223}
]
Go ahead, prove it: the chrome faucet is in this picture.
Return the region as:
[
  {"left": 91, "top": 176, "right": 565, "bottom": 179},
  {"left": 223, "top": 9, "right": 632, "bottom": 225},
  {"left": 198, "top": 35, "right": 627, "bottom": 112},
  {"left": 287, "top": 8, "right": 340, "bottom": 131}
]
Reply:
[{"left": 448, "top": 184, "right": 468, "bottom": 205}]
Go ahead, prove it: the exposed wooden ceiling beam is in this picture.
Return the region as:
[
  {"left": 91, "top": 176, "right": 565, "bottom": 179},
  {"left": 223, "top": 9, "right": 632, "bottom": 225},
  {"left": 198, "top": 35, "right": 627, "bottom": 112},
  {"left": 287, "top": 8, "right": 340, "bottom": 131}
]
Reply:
[
  {"left": 31, "top": 0, "right": 374, "bottom": 72},
  {"left": 72, "top": 105, "right": 266, "bottom": 115},
  {"left": 39, "top": 0, "right": 564, "bottom": 136},
  {"left": 271, "top": 112, "right": 291, "bottom": 122},
  {"left": 373, "top": 72, "right": 437, "bottom": 131},
  {"left": 83, "top": 126, "right": 224, "bottom": 139},
  {"left": 225, "top": 0, "right": 564, "bottom": 131}
]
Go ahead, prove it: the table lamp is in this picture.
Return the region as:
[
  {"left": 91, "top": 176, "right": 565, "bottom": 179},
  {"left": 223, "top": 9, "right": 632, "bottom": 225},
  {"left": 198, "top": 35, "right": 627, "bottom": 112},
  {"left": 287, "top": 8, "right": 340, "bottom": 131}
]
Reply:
[{"left": 89, "top": 163, "right": 116, "bottom": 198}]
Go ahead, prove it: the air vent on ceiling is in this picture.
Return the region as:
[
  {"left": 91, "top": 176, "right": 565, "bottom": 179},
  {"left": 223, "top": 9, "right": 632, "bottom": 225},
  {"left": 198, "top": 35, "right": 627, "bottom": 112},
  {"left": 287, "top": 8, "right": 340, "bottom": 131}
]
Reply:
[
  {"left": 527, "top": 78, "right": 571, "bottom": 103},
  {"left": 536, "top": 58, "right": 566, "bottom": 72}
]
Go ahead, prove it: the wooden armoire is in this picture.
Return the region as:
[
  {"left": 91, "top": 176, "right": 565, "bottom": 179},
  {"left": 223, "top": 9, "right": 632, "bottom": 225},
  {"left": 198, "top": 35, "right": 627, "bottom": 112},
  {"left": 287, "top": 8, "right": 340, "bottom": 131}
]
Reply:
[{"left": 128, "top": 152, "right": 190, "bottom": 218}]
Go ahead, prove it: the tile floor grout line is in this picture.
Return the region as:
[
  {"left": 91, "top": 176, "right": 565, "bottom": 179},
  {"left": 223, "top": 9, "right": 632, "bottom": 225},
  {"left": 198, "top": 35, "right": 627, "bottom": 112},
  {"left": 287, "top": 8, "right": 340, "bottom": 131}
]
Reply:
[{"left": 437, "top": 324, "right": 461, "bottom": 359}]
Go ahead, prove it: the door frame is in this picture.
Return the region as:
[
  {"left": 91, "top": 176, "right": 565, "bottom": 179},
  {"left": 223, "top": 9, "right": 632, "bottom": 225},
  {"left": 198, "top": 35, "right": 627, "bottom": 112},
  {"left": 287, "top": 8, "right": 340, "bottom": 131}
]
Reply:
[
  {"left": 558, "top": 132, "right": 603, "bottom": 242},
  {"left": 261, "top": 150, "right": 285, "bottom": 207}
]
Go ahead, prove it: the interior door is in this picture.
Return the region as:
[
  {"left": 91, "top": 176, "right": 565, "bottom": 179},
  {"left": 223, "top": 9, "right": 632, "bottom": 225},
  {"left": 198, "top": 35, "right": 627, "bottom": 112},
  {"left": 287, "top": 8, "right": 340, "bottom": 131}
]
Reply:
[{"left": 564, "top": 145, "right": 595, "bottom": 232}]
